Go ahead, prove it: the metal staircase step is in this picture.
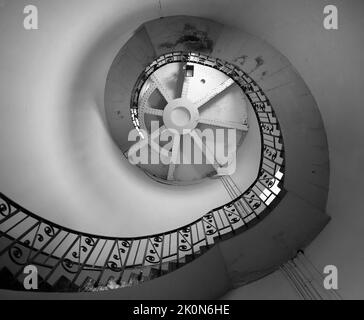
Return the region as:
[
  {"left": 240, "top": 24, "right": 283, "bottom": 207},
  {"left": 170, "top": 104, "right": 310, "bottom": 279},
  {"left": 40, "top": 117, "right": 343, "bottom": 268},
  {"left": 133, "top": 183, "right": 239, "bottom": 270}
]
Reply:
[
  {"left": 53, "top": 275, "right": 79, "bottom": 292},
  {"left": 0, "top": 267, "right": 23, "bottom": 291},
  {"left": 168, "top": 261, "right": 185, "bottom": 272},
  {"left": 128, "top": 271, "right": 145, "bottom": 284},
  {"left": 184, "top": 254, "right": 197, "bottom": 263},
  {"left": 149, "top": 267, "right": 168, "bottom": 279},
  {"left": 199, "top": 245, "right": 209, "bottom": 254}
]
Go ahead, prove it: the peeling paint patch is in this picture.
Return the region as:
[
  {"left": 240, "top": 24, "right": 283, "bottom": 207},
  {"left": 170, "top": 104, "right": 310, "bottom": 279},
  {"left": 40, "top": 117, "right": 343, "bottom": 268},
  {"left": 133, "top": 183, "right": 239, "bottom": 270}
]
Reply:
[
  {"left": 255, "top": 56, "right": 264, "bottom": 67},
  {"left": 249, "top": 56, "right": 265, "bottom": 74},
  {"left": 233, "top": 55, "right": 248, "bottom": 66},
  {"left": 159, "top": 24, "right": 214, "bottom": 53}
]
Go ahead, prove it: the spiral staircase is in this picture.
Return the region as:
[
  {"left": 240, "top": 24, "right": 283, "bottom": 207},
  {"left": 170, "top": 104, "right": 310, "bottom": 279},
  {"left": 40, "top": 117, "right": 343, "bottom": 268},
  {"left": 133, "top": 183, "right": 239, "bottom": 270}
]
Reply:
[{"left": 0, "top": 3, "right": 332, "bottom": 300}]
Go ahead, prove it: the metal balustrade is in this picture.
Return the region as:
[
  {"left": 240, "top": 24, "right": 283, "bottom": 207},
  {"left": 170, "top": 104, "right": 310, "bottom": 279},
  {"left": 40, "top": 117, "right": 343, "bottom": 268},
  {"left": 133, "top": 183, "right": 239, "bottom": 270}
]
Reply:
[{"left": 0, "top": 52, "right": 286, "bottom": 292}]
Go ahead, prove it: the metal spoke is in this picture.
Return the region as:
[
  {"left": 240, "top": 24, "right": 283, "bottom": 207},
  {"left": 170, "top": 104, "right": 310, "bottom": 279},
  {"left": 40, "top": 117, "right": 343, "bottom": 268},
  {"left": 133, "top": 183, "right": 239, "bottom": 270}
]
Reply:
[
  {"left": 167, "top": 163, "right": 177, "bottom": 181},
  {"left": 151, "top": 73, "right": 172, "bottom": 103},
  {"left": 142, "top": 106, "right": 164, "bottom": 117},
  {"left": 193, "top": 78, "right": 235, "bottom": 109},
  {"left": 149, "top": 125, "right": 170, "bottom": 162},
  {"left": 189, "top": 129, "right": 221, "bottom": 172},
  {"left": 180, "top": 73, "right": 191, "bottom": 99},
  {"left": 198, "top": 118, "right": 248, "bottom": 131},
  {"left": 167, "top": 135, "right": 181, "bottom": 180}
]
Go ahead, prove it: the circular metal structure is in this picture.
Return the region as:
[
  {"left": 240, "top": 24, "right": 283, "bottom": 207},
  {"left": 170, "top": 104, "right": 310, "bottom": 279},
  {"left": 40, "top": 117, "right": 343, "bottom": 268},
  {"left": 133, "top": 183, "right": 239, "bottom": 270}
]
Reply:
[
  {"left": 162, "top": 98, "right": 198, "bottom": 134},
  {"left": 130, "top": 53, "right": 249, "bottom": 185}
]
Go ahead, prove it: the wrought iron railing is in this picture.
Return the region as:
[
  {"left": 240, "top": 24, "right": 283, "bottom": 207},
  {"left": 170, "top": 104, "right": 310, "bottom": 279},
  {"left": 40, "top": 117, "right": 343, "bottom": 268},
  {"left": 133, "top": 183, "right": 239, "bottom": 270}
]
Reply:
[{"left": 0, "top": 52, "right": 285, "bottom": 292}]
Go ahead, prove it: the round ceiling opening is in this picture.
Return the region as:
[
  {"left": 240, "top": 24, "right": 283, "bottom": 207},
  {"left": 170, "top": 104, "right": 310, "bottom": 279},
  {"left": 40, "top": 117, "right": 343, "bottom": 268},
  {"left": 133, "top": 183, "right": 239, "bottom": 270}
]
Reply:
[{"left": 129, "top": 53, "right": 249, "bottom": 185}]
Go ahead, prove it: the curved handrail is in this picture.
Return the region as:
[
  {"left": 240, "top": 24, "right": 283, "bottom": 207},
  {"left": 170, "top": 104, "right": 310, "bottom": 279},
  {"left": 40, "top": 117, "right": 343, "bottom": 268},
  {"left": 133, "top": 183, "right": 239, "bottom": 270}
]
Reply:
[{"left": 0, "top": 52, "right": 285, "bottom": 292}]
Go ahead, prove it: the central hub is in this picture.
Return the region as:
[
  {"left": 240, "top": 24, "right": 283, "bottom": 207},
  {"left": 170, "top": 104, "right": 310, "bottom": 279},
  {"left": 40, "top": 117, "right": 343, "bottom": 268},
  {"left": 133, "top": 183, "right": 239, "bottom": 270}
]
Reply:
[
  {"left": 170, "top": 107, "right": 191, "bottom": 126},
  {"left": 163, "top": 98, "right": 198, "bottom": 134}
]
